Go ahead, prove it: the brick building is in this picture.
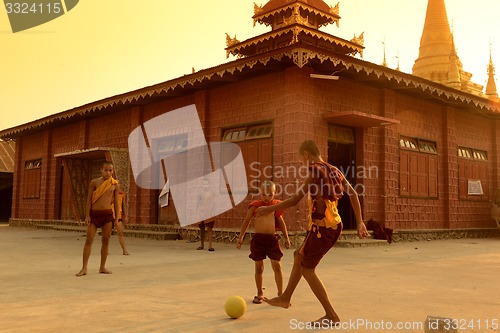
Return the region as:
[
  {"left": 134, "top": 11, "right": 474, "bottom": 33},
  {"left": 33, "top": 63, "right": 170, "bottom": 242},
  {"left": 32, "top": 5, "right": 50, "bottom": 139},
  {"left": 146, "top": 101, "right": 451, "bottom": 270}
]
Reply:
[{"left": 1, "top": 0, "right": 499, "bottom": 231}]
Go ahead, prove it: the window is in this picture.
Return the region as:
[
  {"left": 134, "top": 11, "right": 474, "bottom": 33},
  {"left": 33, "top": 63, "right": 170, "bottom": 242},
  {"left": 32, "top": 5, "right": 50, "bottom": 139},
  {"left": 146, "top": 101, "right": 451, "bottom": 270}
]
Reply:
[
  {"left": 23, "top": 159, "right": 42, "bottom": 199},
  {"left": 156, "top": 135, "right": 188, "bottom": 155},
  {"left": 222, "top": 124, "right": 272, "bottom": 142},
  {"left": 458, "top": 147, "right": 472, "bottom": 159},
  {"left": 399, "top": 137, "right": 437, "bottom": 198},
  {"left": 419, "top": 140, "right": 437, "bottom": 154},
  {"left": 458, "top": 147, "right": 488, "bottom": 200},
  {"left": 222, "top": 123, "right": 273, "bottom": 193},
  {"left": 329, "top": 125, "right": 354, "bottom": 144},
  {"left": 223, "top": 128, "right": 246, "bottom": 142},
  {"left": 245, "top": 124, "right": 273, "bottom": 140}
]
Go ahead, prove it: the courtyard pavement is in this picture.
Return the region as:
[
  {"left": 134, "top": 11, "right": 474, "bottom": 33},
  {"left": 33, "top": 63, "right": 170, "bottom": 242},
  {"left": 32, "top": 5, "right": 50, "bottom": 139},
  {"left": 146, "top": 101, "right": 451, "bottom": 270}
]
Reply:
[{"left": 0, "top": 224, "right": 499, "bottom": 333}]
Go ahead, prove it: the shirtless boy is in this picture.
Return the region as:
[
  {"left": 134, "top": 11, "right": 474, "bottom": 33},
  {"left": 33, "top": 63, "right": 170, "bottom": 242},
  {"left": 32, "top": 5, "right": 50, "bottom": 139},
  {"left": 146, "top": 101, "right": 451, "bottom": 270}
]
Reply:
[
  {"left": 236, "top": 181, "right": 291, "bottom": 304},
  {"left": 76, "top": 161, "right": 119, "bottom": 276}
]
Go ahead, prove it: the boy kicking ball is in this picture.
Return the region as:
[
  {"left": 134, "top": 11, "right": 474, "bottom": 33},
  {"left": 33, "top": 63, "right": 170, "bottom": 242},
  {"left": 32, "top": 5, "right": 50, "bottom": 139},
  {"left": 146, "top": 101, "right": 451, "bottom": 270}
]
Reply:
[{"left": 236, "top": 181, "right": 291, "bottom": 304}]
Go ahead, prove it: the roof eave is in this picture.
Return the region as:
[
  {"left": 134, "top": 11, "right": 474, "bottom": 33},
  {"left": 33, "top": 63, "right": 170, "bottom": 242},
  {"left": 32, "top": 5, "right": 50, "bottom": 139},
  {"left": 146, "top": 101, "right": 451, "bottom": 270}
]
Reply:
[{"left": 2, "top": 45, "right": 499, "bottom": 139}]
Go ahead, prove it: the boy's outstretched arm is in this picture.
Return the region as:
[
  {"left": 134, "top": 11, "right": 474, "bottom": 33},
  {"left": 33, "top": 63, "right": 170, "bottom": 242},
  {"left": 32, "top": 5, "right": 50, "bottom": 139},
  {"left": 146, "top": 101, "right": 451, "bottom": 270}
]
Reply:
[
  {"left": 236, "top": 207, "right": 255, "bottom": 249},
  {"left": 256, "top": 174, "right": 313, "bottom": 217},
  {"left": 343, "top": 178, "right": 369, "bottom": 239},
  {"left": 277, "top": 216, "right": 290, "bottom": 249}
]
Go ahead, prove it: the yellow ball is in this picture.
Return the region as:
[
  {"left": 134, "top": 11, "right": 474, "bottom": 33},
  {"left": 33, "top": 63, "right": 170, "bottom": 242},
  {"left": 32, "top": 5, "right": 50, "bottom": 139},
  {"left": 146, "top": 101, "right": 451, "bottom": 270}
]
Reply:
[{"left": 224, "top": 296, "right": 247, "bottom": 319}]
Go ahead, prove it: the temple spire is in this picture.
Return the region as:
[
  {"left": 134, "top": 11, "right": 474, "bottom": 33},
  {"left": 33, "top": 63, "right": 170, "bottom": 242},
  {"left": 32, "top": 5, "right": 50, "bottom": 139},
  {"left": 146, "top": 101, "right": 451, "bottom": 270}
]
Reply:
[
  {"left": 382, "top": 39, "right": 388, "bottom": 67},
  {"left": 447, "top": 34, "right": 461, "bottom": 89},
  {"left": 485, "top": 42, "right": 499, "bottom": 101},
  {"left": 412, "top": 0, "right": 483, "bottom": 96},
  {"left": 412, "top": 0, "right": 453, "bottom": 82}
]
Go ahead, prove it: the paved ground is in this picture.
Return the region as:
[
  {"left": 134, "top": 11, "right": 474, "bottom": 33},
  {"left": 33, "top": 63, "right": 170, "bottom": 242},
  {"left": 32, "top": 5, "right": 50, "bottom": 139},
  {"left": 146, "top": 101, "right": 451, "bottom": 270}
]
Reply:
[{"left": 1, "top": 224, "right": 499, "bottom": 333}]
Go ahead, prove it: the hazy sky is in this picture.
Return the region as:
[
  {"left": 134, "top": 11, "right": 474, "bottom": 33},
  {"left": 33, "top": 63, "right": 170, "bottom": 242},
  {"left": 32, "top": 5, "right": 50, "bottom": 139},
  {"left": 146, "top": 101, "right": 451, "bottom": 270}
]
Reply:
[{"left": 1, "top": 0, "right": 499, "bottom": 131}]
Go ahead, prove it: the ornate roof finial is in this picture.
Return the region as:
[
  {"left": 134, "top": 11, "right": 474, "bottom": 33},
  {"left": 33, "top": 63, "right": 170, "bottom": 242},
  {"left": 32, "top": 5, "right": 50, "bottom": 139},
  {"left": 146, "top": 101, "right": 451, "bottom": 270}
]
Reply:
[
  {"left": 486, "top": 39, "right": 499, "bottom": 100},
  {"left": 396, "top": 50, "right": 400, "bottom": 71},
  {"left": 254, "top": 2, "right": 263, "bottom": 16},
  {"left": 350, "top": 32, "right": 364, "bottom": 47},
  {"left": 225, "top": 33, "right": 240, "bottom": 58},
  {"left": 382, "top": 38, "right": 388, "bottom": 67},
  {"left": 330, "top": 2, "right": 340, "bottom": 16}
]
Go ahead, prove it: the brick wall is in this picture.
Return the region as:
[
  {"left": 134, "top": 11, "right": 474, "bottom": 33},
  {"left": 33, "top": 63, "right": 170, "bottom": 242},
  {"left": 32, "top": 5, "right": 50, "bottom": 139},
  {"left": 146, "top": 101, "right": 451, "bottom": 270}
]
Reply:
[
  {"left": 453, "top": 109, "right": 495, "bottom": 228},
  {"left": 10, "top": 65, "right": 498, "bottom": 231}
]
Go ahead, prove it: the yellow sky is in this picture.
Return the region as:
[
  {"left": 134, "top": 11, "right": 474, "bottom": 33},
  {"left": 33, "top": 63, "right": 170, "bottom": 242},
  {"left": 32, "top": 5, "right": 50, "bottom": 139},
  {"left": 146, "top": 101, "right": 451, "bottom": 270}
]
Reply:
[{"left": 1, "top": 0, "right": 499, "bottom": 131}]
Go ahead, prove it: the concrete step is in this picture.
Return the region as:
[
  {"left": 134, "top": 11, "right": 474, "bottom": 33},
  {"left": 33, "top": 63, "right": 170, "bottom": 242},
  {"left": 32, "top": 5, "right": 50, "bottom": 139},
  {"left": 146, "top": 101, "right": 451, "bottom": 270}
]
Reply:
[
  {"left": 35, "top": 224, "right": 180, "bottom": 241},
  {"left": 122, "top": 230, "right": 180, "bottom": 241},
  {"left": 52, "top": 225, "right": 87, "bottom": 233},
  {"left": 336, "top": 238, "right": 389, "bottom": 248}
]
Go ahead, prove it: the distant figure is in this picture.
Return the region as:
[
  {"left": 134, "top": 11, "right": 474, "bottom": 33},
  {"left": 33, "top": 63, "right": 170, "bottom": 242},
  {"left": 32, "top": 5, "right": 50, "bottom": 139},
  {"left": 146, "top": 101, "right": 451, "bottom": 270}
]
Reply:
[
  {"left": 76, "top": 161, "right": 119, "bottom": 276},
  {"left": 111, "top": 182, "right": 130, "bottom": 255},
  {"left": 195, "top": 179, "right": 216, "bottom": 251},
  {"left": 197, "top": 219, "right": 215, "bottom": 252},
  {"left": 236, "top": 180, "right": 290, "bottom": 304}
]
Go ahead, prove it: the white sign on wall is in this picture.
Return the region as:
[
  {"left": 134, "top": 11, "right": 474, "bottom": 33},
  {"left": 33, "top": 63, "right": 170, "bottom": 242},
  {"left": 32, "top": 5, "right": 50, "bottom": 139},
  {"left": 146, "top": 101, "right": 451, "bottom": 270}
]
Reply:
[{"left": 467, "top": 179, "right": 483, "bottom": 195}]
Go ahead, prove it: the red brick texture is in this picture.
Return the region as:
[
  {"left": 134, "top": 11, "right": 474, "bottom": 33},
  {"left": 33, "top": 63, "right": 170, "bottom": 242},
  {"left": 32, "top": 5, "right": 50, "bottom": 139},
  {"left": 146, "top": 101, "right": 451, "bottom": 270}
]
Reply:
[{"left": 10, "top": 66, "right": 498, "bottom": 231}]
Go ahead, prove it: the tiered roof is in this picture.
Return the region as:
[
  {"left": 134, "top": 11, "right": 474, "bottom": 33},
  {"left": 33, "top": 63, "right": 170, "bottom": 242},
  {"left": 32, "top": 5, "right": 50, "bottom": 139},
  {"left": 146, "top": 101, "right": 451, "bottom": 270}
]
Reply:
[{"left": 226, "top": 0, "right": 363, "bottom": 59}]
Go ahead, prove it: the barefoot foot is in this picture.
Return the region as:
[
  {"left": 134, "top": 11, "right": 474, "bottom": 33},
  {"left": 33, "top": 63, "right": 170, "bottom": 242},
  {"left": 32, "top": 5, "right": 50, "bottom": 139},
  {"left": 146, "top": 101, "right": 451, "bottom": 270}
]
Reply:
[
  {"left": 123, "top": 251, "right": 130, "bottom": 255},
  {"left": 75, "top": 269, "right": 87, "bottom": 277},
  {"left": 99, "top": 268, "right": 112, "bottom": 274},
  {"left": 263, "top": 295, "right": 291, "bottom": 308},
  {"left": 308, "top": 315, "right": 340, "bottom": 329}
]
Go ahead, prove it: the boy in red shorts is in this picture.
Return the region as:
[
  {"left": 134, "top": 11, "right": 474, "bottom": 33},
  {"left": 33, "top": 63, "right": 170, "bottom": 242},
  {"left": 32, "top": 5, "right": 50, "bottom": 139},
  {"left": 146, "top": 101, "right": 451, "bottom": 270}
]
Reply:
[
  {"left": 76, "top": 161, "right": 119, "bottom": 276},
  {"left": 236, "top": 180, "right": 291, "bottom": 304},
  {"left": 256, "top": 140, "right": 369, "bottom": 326}
]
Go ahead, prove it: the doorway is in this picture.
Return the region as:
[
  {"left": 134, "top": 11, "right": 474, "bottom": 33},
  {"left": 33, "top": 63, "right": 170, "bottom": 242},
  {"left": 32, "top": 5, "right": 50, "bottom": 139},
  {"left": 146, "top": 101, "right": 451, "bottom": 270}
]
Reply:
[
  {"left": 0, "top": 173, "right": 13, "bottom": 222},
  {"left": 328, "top": 125, "right": 356, "bottom": 230}
]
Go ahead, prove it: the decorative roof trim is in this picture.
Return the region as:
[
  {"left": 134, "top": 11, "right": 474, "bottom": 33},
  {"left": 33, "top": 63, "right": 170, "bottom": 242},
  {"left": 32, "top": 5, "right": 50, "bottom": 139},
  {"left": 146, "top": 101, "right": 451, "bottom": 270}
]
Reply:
[
  {"left": 54, "top": 147, "right": 128, "bottom": 158},
  {"left": 1, "top": 45, "right": 498, "bottom": 139},
  {"left": 226, "top": 24, "right": 363, "bottom": 58}
]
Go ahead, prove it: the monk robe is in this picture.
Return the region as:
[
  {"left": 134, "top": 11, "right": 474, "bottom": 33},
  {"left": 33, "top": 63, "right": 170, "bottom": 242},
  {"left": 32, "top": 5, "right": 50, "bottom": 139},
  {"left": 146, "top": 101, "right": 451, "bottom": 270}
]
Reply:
[
  {"left": 92, "top": 177, "right": 118, "bottom": 204},
  {"left": 307, "top": 161, "right": 344, "bottom": 231},
  {"left": 89, "top": 177, "right": 118, "bottom": 228},
  {"left": 110, "top": 190, "right": 125, "bottom": 220}
]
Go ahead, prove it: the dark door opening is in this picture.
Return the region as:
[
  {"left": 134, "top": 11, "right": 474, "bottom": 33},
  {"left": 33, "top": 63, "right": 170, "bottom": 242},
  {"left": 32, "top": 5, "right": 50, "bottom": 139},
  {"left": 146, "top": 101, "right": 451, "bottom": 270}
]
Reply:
[
  {"left": 328, "top": 140, "right": 356, "bottom": 230},
  {"left": 0, "top": 174, "right": 13, "bottom": 222}
]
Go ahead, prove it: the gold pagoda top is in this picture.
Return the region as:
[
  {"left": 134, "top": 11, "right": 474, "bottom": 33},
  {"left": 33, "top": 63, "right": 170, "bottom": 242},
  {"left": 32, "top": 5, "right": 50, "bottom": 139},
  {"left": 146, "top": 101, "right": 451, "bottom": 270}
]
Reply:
[
  {"left": 412, "top": 0, "right": 484, "bottom": 96},
  {"left": 486, "top": 47, "right": 499, "bottom": 101},
  {"left": 226, "top": 0, "right": 363, "bottom": 59}
]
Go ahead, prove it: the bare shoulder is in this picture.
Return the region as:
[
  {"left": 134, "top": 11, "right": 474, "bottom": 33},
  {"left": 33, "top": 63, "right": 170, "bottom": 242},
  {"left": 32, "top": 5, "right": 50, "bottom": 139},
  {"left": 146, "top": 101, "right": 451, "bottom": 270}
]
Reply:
[{"left": 90, "top": 177, "right": 102, "bottom": 188}]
